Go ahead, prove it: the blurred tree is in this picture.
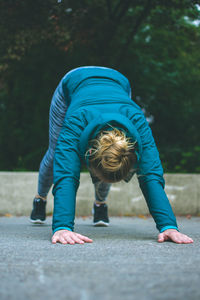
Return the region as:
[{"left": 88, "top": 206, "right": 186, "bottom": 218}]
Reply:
[{"left": 0, "top": 0, "right": 200, "bottom": 171}]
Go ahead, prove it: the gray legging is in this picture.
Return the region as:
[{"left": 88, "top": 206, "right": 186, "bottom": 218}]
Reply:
[{"left": 38, "top": 67, "right": 111, "bottom": 202}]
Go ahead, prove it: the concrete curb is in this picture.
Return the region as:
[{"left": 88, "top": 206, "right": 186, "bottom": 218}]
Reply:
[{"left": 0, "top": 172, "right": 199, "bottom": 216}]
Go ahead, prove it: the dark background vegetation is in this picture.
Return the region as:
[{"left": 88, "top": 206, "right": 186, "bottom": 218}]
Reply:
[{"left": 0, "top": 0, "right": 200, "bottom": 172}]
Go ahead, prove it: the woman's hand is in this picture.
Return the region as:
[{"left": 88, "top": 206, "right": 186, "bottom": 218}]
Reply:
[
  {"left": 52, "top": 229, "right": 93, "bottom": 245},
  {"left": 158, "top": 229, "right": 193, "bottom": 244}
]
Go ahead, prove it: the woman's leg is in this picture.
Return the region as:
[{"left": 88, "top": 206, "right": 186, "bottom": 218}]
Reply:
[
  {"left": 37, "top": 66, "right": 106, "bottom": 197},
  {"left": 90, "top": 174, "right": 111, "bottom": 226},
  {"left": 37, "top": 81, "right": 68, "bottom": 198},
  {"left": 89, "top": 172, "right": 111, "bottom": 203},
  {"left": 94, "top": 181, "right": 111, "bottom": 204},
  {"left": 30, "top": 79, "right": 68, "bottom": 223}
]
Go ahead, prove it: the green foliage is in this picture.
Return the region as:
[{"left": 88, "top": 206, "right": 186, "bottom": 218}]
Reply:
[
  {"left": 0, "top": 0, "right": 200, "bottom": 172},
  {"left": 160, "top": 146, "right": 200, "bottom": 173}
]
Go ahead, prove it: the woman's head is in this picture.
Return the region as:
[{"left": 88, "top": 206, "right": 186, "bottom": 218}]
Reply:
[{"left": 86, "top": 127, "right": 137, "bottom": 183}]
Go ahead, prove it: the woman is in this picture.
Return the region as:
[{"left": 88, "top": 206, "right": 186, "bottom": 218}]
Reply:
[{"left": 30, "top": 66, "right": 193, "bottom": 245}]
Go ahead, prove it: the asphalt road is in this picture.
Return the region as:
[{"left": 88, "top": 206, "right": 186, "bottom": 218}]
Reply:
[{"left": 0, "top": 216, "right": 199, "bottom": 300}]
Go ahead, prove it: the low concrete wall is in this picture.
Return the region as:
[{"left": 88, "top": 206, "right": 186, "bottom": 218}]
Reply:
[{"left": 0, "top": 172, "right": 199, "bottom": 216}]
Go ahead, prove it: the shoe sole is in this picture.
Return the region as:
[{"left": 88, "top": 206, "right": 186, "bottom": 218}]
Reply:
[
  {"left": 93, "top": 221, "right": 109, "bottom": 227},
  {"left": 29, "top": 219, "right": 46, "bottom": 224}
]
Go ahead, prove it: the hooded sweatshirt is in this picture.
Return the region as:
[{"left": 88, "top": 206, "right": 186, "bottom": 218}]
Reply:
[{"left": 52, "top": 66, "right": 178, "bottom": 233}]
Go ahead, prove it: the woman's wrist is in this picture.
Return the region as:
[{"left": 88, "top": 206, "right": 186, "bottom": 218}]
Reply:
[
  {"left": 53, "top": 227, "right": 73, "bottom": 234},
  {"left": 160, "top": 226, "right": 179, "bottom": 233}
]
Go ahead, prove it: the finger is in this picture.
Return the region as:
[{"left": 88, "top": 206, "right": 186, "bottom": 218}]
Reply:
[
  {"left": 158, "top": 233, "right": 169, "bottom": 243},
  {"left": 52, "top": 235, "right": 59, "bottom": 244},
  {"left": 187, "top": 237, "right": 194, "bottom": 243},
  {"left": 75, "top": 233, "right": 93, "bottom": 243},
  {"left": 170, "top": 233, "right": 193, "bottom": 244},
  {"left": 184, "top": 239, "right": 194, "bottom": 243},
  {"left": 178, "top": 236, "right": 194, "bottom": 244},
  {"left": 78, "top": 236, "right": 93, "bottom": 243},
  {"left": 181, "top": 239, "right": 193, "bottom": 244},
  {"left": 71, "top": 235, "right": 85, "bottom": 244},
  {"left": 59, "top": 236, "right": 68, "bottom": 244},
  {"left": 171, "top": 232, "right": 188, "bottom": 244},
  {"left": 65, "top": 236, "right": 76, "bottom": 245},
  {"left": 157, "top": 233, "right": 165, "bottom": 243},
  {"left": 181, "top": 234, "right": 194, "bottom": 243}
]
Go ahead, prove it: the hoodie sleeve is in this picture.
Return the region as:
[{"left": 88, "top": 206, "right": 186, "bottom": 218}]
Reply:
[
  {"left": 52, "top": 114, "right": 85, "bottom": 233},
  {"left": 132, "top": 113, "right": 178, "bottom": 232}
]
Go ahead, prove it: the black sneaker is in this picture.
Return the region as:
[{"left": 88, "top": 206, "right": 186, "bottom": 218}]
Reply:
[
  {"left": 30, "top": 197, "right": 46, "bottom": 224},
  {"left": 93, "top": 203, "right": 109, "bottom": 227}
]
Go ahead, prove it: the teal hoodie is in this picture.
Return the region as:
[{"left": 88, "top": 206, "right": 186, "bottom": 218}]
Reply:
[{"left": 52, "top": 67, "right": 178, "bottom": 234}]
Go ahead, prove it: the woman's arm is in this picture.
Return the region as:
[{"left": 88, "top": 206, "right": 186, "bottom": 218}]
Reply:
[
  {"left": 131, "top": 113, "right": 177, "bottom": 231},
  {"left": 139, "top": 179, "right": 179, "bottom": 232},
  {"left": 132, "top": 113, "right": 193, "bottom": 243},
  {"left": 52, "top": 114, "right": 92, "bottom": 244},
  {"left": 52, "top": 116, "right": 81, "bottom": 233}
]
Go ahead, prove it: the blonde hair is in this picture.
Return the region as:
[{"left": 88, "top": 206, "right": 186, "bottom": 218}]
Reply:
[{"left": 86, "top": 127, "right": 137, "bottom": 183}]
